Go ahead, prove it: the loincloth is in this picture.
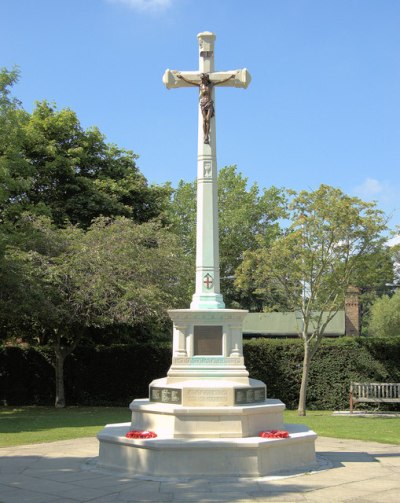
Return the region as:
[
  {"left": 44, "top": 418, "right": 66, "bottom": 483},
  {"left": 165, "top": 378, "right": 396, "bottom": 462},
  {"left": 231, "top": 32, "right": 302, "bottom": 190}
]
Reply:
[{"left": 200, "top": 98, "right": 215, "bottom": 117}]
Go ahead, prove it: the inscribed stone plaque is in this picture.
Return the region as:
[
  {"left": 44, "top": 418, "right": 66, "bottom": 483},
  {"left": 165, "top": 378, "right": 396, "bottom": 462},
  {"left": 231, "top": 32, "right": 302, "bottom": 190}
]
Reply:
[
  {"left": 235, "top": 387, "right": 266, "bottom": 404},
  {"left": 193, "top": 325, "right": 222, "bottom": 355},
  {"left": 150, "top": 387, "right": 182, "bottom": 404},
  {"left": 186, "top": 388, "right": 229, "bottom": 406}
]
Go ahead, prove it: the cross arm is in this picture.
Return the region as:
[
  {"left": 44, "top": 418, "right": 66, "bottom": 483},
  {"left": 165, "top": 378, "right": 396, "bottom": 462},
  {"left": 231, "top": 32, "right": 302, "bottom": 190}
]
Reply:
[
  {"left": 210, "top": 69, "right": 251, "bottom": 88},
  {"left": 163, "top": 70, "right": 201, "bottom": 89},
  {"left": 162, "top": 68, "right": 251, "bottom": 90}
]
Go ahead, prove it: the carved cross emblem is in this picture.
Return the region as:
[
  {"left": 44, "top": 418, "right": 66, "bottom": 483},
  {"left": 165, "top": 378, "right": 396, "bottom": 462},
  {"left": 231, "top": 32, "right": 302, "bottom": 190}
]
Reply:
[{"left": 203, "top": 273, "right": 213, "bottom": 289}]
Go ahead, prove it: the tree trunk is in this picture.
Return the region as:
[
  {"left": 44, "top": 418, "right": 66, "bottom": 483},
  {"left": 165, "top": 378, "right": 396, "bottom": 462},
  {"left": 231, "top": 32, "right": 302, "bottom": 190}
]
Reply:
[
  {"left": 53, "top": 335, "right": 77, "bottom": 408},
  {"left": 54, "top": 347, "right": 66, "bottom": 408},
  {"left": 297, "top": 341, "right": 312, "bottom": 416}
]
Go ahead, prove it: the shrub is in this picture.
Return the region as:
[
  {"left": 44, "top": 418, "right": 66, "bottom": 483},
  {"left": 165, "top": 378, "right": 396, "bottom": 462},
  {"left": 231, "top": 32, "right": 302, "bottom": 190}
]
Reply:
[{"left": 2, "top": 337, "right": 400, "bottom": 409}]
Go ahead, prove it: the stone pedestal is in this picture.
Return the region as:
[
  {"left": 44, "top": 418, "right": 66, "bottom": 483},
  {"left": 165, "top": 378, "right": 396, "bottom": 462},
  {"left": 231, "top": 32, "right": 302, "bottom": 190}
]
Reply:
[
  {"left": 97, "top": 307, "right": 317, "bottom": 477},
  {"left": 98, "top": 422, "right": 317, "bottom": 478},
  {"left": 129, "top": 398, "right": 284, "bottom": 439}
]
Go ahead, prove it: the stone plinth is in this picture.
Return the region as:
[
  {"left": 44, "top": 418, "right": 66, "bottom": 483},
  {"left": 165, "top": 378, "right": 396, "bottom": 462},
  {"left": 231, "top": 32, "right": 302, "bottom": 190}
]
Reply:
[
  {"left": 167, "top": 309, "right": 249, "bottom": 379},
  {"left": 149, "top": 378, "right": 266, "bottom": 407},
  {"left": 129, "top": 398, "right": 284, "bottom": 439},
  {"left": 97, "top": 422, "right": 317, "bottom": 477}
]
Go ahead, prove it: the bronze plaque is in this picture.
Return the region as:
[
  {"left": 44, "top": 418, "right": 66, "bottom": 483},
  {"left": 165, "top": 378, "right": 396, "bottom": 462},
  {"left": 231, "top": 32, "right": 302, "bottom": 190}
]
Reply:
[
  {"left": 193, "top": 325, "right": 222, "bottom": 355},
  {"left": 150, "top": 387, "right": 182, "bottom": 404},
  {"left": 235, "top": 387, "right": 266, "bottom": 404}
]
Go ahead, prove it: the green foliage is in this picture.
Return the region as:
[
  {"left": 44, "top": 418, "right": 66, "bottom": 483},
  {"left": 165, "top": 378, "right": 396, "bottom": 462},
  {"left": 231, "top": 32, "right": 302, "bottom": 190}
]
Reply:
[
  {"left": 245, "top": 337, "right": 400, "bottom": 410},
  {"left": 236, "top": 185, "right": 388, "bottom": 414},
  {"left": 14, "top": 101, "right": 169, "bottom": 227},
  {"left": 0, "top": 343, "right": 171, "bottom": 406},
  {"left": 0, "top": 215, "right": 190, "bottom": 406},
  {"left": 0, "top": 346, "right": 55, "bottom": 404},
  {"left": 1, "top": 215, "right": 190, "bottom": 346},
  {"left": 0, "top": 67, "right": 31, "bottom": 259},
  {"left": 64, "top": 344, "right": 171, "bottom": 406},
  {"left": 2, "top": 338, "right": 400, "bottom": 410},
  {"left": 167, "top": 165, "right": 287, "bottom": 308},
  {"left": 0, "top": 70, "right": 169, "bottom": 230},
  {"left": 390, "top": 243, "right": 400, "bottom": 285},
  {"left": 237, "top": 185, "right": 388, "bottom": 317},
  {"left": 367, "top": 289, "right": 400, "bottom": 337},
  {"left": 218, "top": 167, "right": 287, "bottom": 309}
]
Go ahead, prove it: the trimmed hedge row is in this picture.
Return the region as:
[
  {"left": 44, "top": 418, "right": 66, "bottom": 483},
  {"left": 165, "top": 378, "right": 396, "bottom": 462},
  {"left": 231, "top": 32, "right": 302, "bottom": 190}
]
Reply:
[
  {"left": 1, "top": 337, "right": 400, "bottom": 409},
  {"left": 244, "top": 337, "right": 400, "bottom": 409}
]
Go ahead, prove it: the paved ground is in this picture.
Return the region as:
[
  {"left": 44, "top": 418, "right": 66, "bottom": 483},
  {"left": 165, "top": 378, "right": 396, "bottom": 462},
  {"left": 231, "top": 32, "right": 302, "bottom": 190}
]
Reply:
[{"left": 0, "top": 436, "right": 399, "bottom": 502}]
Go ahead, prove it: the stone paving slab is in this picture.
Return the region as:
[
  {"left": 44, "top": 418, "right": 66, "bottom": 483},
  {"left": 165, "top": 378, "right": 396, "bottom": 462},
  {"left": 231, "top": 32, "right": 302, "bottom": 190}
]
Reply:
[{"left": 0, "top": 436, "right": 399, "bottom": 502}]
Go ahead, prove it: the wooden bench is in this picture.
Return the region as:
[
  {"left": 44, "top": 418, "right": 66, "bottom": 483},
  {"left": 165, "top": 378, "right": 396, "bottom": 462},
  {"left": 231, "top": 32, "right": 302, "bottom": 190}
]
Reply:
[{"left": 350, "top": 382, "right": 400, "bottom": 413}]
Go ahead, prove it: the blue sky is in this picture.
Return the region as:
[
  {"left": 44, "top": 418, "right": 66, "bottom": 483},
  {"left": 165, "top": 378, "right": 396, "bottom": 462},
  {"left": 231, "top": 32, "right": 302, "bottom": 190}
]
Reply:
[{"left": 2, "top": 0, "right": 400, "bottom": 231}]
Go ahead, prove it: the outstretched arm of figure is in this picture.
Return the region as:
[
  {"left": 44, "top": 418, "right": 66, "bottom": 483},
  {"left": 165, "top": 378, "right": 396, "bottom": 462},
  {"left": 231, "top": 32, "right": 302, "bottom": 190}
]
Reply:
[
  {"left": 176, "top": 73, "right": 199, "bottom": 86},
  {"left": 213, "top": 73, "right": 237, "bottom": 86}
]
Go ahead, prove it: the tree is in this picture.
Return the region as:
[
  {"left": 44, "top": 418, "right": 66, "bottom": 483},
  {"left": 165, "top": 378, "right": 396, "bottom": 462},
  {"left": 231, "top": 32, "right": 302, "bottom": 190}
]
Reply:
[
  {"left": 0, "top": 70, "right": 169, "bottom": 230},
  {"left": 2, "top": 215, "right": 191, "bottom": 407},
  {"left": 17, "top": 101, "right": 169, "bottom": 227},
  {"left": 390, "top": 242, "right": 400, "bottom": 286},
  {"left": 0, "top": 67, "right": 31, "bottom": 244},
  {"left": 167, "top": 165, "right": 287, "bottom": 308},
  {"left": 367, "top": 290, "right": 400, "bottom": 337},
  {"left": 351, "top": 247, "right": 395, "bottom": 334},
  {"left": 236, "top": 185, "right": 388, "bottom": 415}
]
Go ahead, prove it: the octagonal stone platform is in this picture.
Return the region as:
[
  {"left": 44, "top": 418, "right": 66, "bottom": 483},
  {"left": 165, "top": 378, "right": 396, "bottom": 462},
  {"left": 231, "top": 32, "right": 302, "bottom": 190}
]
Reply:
[
  {"left": 97, "top": 422, "right": 317, "bottom": 477},
  {"left": 130, "top": 397, "right": 285, "bottom": 439}
]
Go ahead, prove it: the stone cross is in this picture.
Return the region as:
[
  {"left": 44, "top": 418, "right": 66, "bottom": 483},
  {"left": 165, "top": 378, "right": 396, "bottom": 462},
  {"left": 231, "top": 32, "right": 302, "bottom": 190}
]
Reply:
[{"left": 163, "top": 32, "right": 251, "bottom": 310}]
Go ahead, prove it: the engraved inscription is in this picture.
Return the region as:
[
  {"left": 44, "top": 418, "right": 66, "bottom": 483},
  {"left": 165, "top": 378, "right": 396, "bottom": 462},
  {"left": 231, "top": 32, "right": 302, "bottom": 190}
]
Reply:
[
  {"left": 150, "top": 387, "right": 182, "bottom": 404},
  {"left": 193, "top": 325, "right": 222, "bottom": 355},
  {"left": 235, "top": 390, "right": 245, "bottom": 404},
  {"left": 151, "top": 388, "right": 161, "bottom": 401},
  {"left": 235, "top": 387, "right": 266, "bottom": 405},
  {"left": 172, "top": 357, "right": 244, "bottom": 366},
  {"left": 187, "top": 389, "right": 229, "bottom": 404},
  {"left": 254, "top": 388, "right": 266, "bottom": 401}
]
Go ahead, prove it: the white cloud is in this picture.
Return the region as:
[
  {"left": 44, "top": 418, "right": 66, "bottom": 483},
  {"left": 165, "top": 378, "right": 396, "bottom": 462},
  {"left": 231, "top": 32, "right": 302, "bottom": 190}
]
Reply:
[
  {"left": 354, "top": 177, "right": 384, "bottom": 198},
  {"left": 353, "top": 177, "right": 395, "bottom": 203},
  {"left": 387, "top": 235, "right": 400, "bottom": 247},
  {"left": 107, "top": 0, "right": 173, "bottom": 12},
  {"left": 353, "top": 177, "right": 400, "bottom": 228}
]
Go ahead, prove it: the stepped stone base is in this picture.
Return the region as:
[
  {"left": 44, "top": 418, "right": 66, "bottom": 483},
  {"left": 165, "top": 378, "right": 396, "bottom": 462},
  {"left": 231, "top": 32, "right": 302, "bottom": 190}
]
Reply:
[
  {"left": 130, "top": 398, "right": 284, "bottom": 439},
  {"left": 97, "top": 422, "right": 317, "bottom": 477},
  {"left": 97, "top": 307, "right": 318, "bottom": 477},
  {"left": 149, "top": 377, "right": 266, "bottom": 407}
]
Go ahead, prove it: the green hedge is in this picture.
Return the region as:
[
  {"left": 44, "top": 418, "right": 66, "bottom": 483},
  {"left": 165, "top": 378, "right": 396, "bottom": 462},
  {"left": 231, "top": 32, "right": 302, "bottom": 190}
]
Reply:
[
  {"left": 1, "top": 337, "right": 400, "bottom": 409},
  {"left": 244, "top": 337, "right": 400, "bottom": 409}
]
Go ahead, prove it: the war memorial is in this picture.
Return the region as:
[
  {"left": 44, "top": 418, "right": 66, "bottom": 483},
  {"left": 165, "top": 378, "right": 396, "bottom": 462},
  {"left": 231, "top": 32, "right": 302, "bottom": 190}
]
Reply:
[{"left": 97, "top": 32, "right": 317, "bottom": 478}]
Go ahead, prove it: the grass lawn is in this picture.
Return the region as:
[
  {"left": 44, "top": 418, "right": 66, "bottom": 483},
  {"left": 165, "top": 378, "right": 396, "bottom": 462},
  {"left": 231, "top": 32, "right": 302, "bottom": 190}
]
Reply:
[
  {"left": 0, "top": 406, "right": 130, "bottom": 447},
  {"left": 0, "top": 406, "right": 399, "bottom": 447},
  {"left": 285, "top": 410, "right": 400, "bottom": 445}
]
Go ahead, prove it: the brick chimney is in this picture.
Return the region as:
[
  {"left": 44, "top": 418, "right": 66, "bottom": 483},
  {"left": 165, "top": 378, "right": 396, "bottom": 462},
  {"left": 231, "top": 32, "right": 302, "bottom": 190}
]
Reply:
[{"left": 345, "top": 286, "right": 360, "bottom": 336}]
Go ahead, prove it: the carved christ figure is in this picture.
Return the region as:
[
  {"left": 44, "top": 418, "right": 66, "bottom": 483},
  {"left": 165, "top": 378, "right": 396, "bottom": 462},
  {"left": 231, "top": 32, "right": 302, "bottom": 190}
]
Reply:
[{"left": 176, "top": 72, "right": 236, "bottom": 144}]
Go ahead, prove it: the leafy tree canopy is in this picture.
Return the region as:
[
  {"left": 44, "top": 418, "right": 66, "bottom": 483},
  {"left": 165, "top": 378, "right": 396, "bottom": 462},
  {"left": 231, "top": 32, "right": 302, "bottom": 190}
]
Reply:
[
  {"left": 236, "top": 184, "right": 388, "bottom": 414},
  {"left": 1, "top": 214, "right": 191, "bottom": 406},
  {"left": 166, "top": 165, "right": 287, "bottom": 309},
  {"left": 367, "top": 289, "right": 400, "bottom": 337},
  {"left": 0, "top": 68, "right": 169, "bottom": 229}
]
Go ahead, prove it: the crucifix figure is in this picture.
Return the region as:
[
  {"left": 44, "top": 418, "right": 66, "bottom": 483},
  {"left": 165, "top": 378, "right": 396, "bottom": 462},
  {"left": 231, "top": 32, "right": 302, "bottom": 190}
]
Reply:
[
  {"left": 176, "top": 72, "right": 237, "bottom": 144},
  {"left": 163, "top": 32, "right": 251, "bottom": 310}
]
